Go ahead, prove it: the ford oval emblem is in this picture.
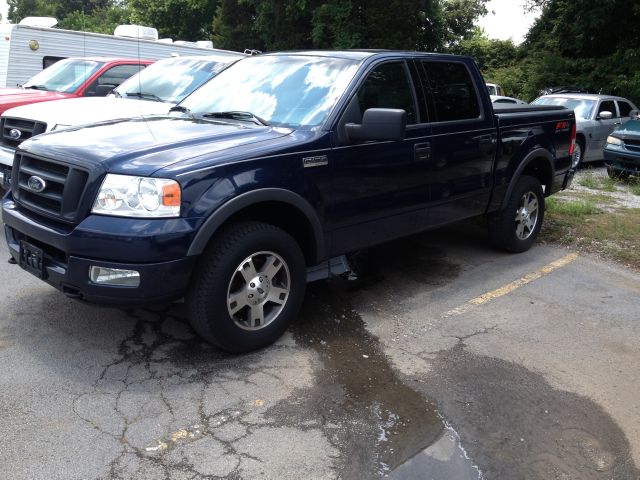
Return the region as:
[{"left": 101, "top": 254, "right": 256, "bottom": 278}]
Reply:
[
  {"left": 9, "top": 128, "right": 21, "bottom": 139},
  {"left": 27, "top": 175, "right": 46, "bottom": 193}
]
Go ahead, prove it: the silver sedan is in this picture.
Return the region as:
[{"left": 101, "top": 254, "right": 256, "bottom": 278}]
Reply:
[{"left": 532, "top": 94, "right": 638, "bottom": 165}]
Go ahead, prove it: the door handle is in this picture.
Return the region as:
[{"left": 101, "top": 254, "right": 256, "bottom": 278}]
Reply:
[{"left": 414, "top": 142, "right": 431, "bottom": 161}]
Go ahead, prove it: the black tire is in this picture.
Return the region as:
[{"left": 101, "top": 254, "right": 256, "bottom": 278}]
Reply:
[
  {"left": 186, "top": 221, "right": 306, "bottom": 353},
  {"left": 488, "top": 175, "right": 545, "bottom": 253},
  {"left": 606, "top": 165, "right": 628, "bottom": 179}
]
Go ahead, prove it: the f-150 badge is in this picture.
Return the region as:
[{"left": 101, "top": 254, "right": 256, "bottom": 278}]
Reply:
[{"left": 302, "top": 155, "right": 328, "bottom": 168}]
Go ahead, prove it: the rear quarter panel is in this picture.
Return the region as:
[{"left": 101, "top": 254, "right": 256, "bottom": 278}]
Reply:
[{"left": 487, "top": 108, "right": 575, "bottom": 212}]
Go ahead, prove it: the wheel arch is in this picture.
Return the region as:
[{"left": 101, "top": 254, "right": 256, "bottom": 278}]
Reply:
[
  {"left": 188, "top": 188, "right": 325, "bottom": 265},
  {"left": 501, "top": 148, "right": 555, "bottom": 209}
]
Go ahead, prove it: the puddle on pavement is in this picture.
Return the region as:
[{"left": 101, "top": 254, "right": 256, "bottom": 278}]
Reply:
[
  {"left": 388, "top": 423, "right": 482, "bottom": 480},
  {"left": 292, "top": 281, "right": 448, "bottom": 477}
]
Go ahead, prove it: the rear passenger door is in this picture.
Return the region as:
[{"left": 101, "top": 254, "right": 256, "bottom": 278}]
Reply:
[
  {"left": 329, "top": 60, "right": 432, "bottom": 254},
  {"left": 416, "top": 60, "right": 497, "bottom": 226}
]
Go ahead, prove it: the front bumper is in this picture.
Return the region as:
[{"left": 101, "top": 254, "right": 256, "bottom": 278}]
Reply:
[
  {"left": 603, "top": 147, "right": 640, "bottom": 175},
  {"left": 2, "top": 196, "right": 200, "bottom": 305}
]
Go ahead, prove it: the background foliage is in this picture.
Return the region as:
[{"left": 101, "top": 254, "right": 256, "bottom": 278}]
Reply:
[{"left": 7, "top": 0, "right": 640, "bottom": 103}]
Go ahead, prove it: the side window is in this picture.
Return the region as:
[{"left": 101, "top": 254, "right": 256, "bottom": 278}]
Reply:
[
  {"left": 421, "top": 61, "right": 481, "bottom": 122},
  {"left": 598, "top": 100, "right": 616, "bottom": 117},
  {"left": 357, "top": 62, "right": 417, "bottom": 124},
  {"left": 85, "top": 64, "right": 145, "bottom": 97},
  {"left": 617, "top": 101, "right": 633, "bottom": 117}
]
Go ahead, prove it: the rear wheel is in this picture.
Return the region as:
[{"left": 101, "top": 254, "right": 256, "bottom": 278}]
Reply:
[
  {"left": 488, "top": 175, "right": 545, "bottom": 253},
  {"left": 187, "top": 221, "right": 306, "bottom": 353}
]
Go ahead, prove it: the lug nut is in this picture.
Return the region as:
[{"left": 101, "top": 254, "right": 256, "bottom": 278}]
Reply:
[{"left": 250, "top": 282, "right": 255, "bottom": 288}]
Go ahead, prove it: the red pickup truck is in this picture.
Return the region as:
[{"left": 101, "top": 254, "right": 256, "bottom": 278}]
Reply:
[{"left": 0, "top": 57, "right": 153, "bottom": 115}]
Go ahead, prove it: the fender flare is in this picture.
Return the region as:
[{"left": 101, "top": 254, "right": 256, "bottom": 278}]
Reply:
[
  {"left": 501, "top": 148, "right": 555, "bottom": 210},
  {"left": 187, "top": 188, "right": 325, "bottom": 261}
]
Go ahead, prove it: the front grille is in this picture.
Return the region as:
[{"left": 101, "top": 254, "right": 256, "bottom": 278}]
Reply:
[
  {"left": 623, "top": 138, "right": 640, "bottom": 152},
  {"left": 1, "top": 117, "right": 47, "bottom": 148},
  {"left": 12, "top": 153, "right": 89, "bottom": 223}
]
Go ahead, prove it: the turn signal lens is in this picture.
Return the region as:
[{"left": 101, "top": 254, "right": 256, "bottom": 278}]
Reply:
[{"left": 162, "top": 182, "right": 181, "bottom": 207}]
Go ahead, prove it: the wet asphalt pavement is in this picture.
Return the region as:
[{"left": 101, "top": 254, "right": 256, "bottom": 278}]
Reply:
[{"left": 0, "top": 220, "right": 639, "bottom": 479}]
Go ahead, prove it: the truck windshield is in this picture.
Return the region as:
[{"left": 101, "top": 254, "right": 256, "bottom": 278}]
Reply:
[
  {"left": 178, "top": 55, "right": 360, "bottom": 128},
  {"left": 533, "top": 97, "right": 595, "bottom": 120},
  {"left": 114, "top": 56, "right": 235, "bottom": 104},
  {"left": 23, "top": 59, "right": 104, "bottom": 93}
]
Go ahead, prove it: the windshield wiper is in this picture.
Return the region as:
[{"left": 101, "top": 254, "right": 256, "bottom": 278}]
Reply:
[
  {"left": 201, "top": 111, "right": 270, "bottom": 126},
  {"left": 125, "top": 91, "right": 163, "bottom": 102},
  {"left": 24, "top": 85, "right": 48, "bottom": 91}
]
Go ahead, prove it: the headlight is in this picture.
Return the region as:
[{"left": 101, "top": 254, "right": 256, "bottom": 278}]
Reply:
[
  {"left": 51, "top": 124, "right": 72, "bottom": 131},
  {"left": 606, "top": 136, "right": 623, "bottom": 146},
  {"left": 92, "top": 174, "right": 181, "bottom": 218}
]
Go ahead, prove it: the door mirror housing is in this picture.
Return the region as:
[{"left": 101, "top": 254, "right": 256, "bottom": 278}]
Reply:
[
  {"left": 345, "top": 108, "right": 406, "bottom": 142},
  {"left": 598, "top": 110, "right": 613, "bottom": 120}
]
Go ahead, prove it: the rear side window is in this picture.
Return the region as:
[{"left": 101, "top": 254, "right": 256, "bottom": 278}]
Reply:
[
  {"left": 618, "top": 101, "right": 633, "bottom": 117},
  {"left": 420, "top": 61, "right": 480, "bottom": 122},
  {"left": 357, "top": 62, "right": 417, "bottom": 124}
]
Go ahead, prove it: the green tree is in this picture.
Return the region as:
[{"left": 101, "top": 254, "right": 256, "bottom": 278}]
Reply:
[{"left": 125, "top": 0, "right": 217, "bottom": 41}]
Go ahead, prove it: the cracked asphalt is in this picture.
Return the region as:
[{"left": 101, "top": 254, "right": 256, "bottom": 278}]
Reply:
[{"left": 1, "top": 219, "right": 639, "bottom": 479}]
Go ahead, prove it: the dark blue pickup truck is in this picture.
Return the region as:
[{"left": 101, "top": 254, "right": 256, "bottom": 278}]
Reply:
[{"left": 2, "top": 51, "right": 577, "bottom": 352}]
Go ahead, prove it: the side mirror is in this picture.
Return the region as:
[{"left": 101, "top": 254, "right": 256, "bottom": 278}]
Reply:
[
  {"left": 598, "top": 111, "right": 613, "bottom": 120},
  {"left": 95, "top": 84, "right": 116, "bottom": 97},
  {"left": 629, "top": 109, "right": 640, "bottom": 119},
  {"left": 345, "top": 108, "right": 406, "bottom": 142}
]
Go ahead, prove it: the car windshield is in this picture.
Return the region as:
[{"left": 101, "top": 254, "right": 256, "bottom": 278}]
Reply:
[
  {"left": 533, "top": 96, "right": 595, "bottom": 119},
  {"left": 178, "top": 55, "right": 361, "bottom": 128},
  {"left": 23, "top": 59, "right": 104, "bottom": 93},
  {"left": 115, "top": 56, "right": 236, "bottom": 104}
]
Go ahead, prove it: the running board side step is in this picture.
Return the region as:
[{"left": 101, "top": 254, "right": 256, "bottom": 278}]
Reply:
[{"left": 306, "top": 255, "right": 353, "bottom": 283}]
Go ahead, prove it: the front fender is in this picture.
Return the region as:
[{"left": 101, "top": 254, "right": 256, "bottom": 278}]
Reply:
[{"left": 187, "top": 188, "right": 325, "bottom": 261}]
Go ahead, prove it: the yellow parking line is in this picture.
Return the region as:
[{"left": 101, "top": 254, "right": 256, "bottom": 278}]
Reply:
[{"left": 443, "top": 253, "right": 578, "bottom": 317}]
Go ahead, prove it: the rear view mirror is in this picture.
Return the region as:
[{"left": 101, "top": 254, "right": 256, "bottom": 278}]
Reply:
[
  {"left": 345, "top": 108, "right": 406, "bottom": 142},
  {"left": 598, "top": 111, "right": 613, "bottom": 120}
]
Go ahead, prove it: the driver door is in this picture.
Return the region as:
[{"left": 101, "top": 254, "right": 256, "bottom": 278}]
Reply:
[{"left": 329, "top": 60, "right": 432, "bottom": 254}]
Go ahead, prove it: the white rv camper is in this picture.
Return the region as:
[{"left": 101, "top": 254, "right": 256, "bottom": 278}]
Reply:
[{"left": 0, "top": 17, "right": 238, "bottom": 88}]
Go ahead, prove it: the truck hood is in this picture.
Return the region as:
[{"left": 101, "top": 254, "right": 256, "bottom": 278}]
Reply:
[
  {"left": 612, "top": 118, "right": 640, "bottom": 138},
  {"left": 0, "top": 88, "right": 71, "bottom": 114},
  {"left": 3, "top": 97, "right": 173, "bottom": 130},
  {"left": 21, "top": 116, "right": 294, "bottom": 176}
]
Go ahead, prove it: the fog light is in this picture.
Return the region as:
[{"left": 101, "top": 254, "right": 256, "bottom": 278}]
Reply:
[{"left": 90, "top": 266, "right": 140, "bottom": 287}]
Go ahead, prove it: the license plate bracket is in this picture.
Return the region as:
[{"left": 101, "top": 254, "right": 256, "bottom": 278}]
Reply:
[{"left": 19, "top": 240, "right": 46, "bottom": 279}]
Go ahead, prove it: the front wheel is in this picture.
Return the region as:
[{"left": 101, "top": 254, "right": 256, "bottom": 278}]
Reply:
[
  {"left": 488, "top": 175, "right": 545, "bottom": 253},
  {"left": 572, "top": 139, "right": 584, "bottom": 169},
  {"left": 187, "top": 222, "right": 306, "bottom": 353}
]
